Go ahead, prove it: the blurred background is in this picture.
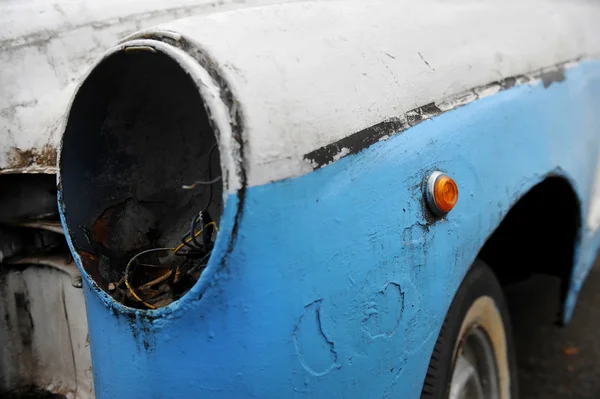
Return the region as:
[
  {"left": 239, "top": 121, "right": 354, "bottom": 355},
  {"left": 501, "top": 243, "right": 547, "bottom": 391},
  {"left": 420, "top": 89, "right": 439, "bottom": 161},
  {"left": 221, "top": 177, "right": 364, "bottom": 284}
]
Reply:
[{"left": 512, "top": 254, "right": 600, "bottom": 399}]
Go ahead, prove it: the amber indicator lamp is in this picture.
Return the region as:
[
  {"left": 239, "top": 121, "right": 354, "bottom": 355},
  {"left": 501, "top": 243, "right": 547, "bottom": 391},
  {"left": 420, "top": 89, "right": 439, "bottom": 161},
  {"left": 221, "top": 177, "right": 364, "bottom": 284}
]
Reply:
[{"left": 426, "top": 171, "right": 459, "bottom": 216}]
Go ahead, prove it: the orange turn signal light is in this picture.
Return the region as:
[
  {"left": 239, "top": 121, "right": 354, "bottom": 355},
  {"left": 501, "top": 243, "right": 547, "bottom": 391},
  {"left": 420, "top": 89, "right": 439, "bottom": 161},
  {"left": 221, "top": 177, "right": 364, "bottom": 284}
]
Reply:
[{"left": 426, "top": 171, "right": 458, "bottom": 216}]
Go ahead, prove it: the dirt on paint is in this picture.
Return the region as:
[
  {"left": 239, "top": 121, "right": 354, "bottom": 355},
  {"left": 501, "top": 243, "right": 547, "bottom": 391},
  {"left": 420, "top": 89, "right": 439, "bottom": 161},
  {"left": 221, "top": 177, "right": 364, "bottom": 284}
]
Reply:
[{"left": 7, "top": 145, "right": 57, "bottom": 169}]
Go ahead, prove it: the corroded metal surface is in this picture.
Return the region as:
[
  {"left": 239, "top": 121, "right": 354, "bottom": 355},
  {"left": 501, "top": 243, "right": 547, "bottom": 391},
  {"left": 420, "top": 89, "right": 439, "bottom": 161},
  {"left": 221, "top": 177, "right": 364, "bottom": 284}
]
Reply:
[{"left": 1, "top": 145, "right": 58, "bottom": 175}]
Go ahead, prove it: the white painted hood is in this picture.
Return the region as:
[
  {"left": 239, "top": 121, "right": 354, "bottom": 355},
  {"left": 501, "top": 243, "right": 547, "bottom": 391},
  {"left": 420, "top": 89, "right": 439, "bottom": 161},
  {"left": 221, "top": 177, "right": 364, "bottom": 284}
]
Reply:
[
  {"left": 115, "top": 0, "right": 600, "bottom": 188},
  {"left": 0, "top": 0, "right": 289, "bottom": 174}
]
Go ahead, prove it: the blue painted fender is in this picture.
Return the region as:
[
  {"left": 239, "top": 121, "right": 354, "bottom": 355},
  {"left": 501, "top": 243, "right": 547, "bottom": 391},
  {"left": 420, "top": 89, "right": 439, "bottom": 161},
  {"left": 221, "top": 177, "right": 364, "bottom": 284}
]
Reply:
[{"left": 57, "top": 59, "right": 600, "bottom": 398}]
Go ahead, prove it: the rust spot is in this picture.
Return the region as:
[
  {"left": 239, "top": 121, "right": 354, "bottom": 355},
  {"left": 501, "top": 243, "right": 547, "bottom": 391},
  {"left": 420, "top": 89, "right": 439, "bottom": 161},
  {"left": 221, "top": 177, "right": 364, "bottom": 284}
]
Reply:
[
  {"left": 78, "top": 250, "right": 106, "bottom": 290},
  {"left": 93, "top": 208, "right": 114, "bottom": 250},
  {"left": 79, "top": 251, "right": 98, "bottom": 267},
  {"left": 7, "top": 144, "right": 57, "bottom": 169}
]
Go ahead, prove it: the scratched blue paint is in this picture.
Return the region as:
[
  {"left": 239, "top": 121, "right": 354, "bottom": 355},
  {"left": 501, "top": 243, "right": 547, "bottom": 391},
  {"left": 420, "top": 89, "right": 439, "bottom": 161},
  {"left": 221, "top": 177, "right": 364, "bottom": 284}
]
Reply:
[{"left": 59, "top": 60, "right": 600, "bottom": 398}]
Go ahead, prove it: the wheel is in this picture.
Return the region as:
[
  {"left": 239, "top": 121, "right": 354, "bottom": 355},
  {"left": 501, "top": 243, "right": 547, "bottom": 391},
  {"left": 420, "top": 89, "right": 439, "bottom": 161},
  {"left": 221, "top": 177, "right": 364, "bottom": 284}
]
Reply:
[{"left": 421, "top": 260, "right": 518, "bottom": 399}]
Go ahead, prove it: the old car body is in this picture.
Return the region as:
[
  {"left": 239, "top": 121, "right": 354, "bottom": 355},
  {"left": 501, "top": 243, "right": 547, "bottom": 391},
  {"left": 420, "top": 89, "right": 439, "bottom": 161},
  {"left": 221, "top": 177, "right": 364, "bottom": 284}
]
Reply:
[
  {"left": 0, "top": 0, "right": 278, "bottom": 397},
  {"left": 4, "top": 0, "right": 600, "bottom": 397}
]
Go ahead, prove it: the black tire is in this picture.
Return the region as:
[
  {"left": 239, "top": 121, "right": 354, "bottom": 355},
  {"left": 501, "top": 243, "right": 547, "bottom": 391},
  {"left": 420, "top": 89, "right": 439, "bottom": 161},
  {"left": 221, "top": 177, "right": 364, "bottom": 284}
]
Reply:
[{"left": 421, "top": 260, "right": 518, "bottom": 399}]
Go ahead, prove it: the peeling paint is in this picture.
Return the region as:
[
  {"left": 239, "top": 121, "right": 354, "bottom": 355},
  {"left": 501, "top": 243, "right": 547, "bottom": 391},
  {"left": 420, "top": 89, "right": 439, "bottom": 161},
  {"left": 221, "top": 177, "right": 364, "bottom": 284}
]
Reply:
[
  {"left": 304, "top": 118, "right": 407, "bottom": 168},
  {"left": 305, "top": 62, "right": 569, "bottom": 169},
  {"left": 537, "top": 66, "right": 567, "bottom": 88}
]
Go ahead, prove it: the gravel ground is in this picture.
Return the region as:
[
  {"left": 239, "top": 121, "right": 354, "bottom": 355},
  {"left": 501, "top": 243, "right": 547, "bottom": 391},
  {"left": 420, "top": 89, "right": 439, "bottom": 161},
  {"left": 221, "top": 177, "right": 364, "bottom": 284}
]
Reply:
[{"left": 507, "top": 254, "right": 600, "bottom": 399}]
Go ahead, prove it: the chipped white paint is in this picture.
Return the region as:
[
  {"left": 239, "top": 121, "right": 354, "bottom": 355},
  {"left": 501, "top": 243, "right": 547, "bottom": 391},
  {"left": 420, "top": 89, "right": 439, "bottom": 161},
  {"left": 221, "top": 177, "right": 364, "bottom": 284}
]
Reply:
[
  {"left": 108, "top": 0, "right": 600, "bottom": 188},
  {"left": 0, "top": 0, "right": 290, "bottom": 173},
  {"left": 332, "top": 148, "right": 350, "bottom": 163}
]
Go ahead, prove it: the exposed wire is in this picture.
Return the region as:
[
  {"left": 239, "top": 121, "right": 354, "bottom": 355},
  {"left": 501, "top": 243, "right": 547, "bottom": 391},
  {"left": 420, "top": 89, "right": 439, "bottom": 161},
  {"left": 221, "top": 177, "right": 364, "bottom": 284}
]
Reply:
[
  {"left": 124, "top": 143, "right": 222, "bottom": 309},
  {"left": 173, "top": 221, "right": 218, "bottom": 255},
  {"left": 181, "top": 175, "right": 222, "bottom": 190},
  {"left": 174, "top": 266, "right": 182, "bottom": 284},
  {"left": 202, "top": 143, "right": 220, "bottom": 213},
  {"left": 178, "top": 213, "right": 206, "bottom": 250},
  {"left": 124, "top": 221, "right": 219, "bottom": 308},
  {"left": 190, "top": 212, "right": 203, "bottom": 248},
  {"left": 125, "top": 278, "right": 156, "bottom": 310},
  {"left": 137, "top": 269, "right": 173, "bottom": 291},
  {"left": 200, "top": 214, "right": 212, "bottom": 249},
  {"left": 182, "top": 143, "right": 221, "bottom": 193},
  {"left": 186, "top": 250, "right": 213, "bottom": 276},
  {"left": 124, "top": 247, "right": 173, "bottom": 310}
]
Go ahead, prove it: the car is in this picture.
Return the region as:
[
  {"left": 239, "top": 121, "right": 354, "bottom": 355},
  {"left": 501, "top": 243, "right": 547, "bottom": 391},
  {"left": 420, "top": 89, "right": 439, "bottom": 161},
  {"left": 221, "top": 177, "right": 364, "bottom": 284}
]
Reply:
[{"left": 3, "top": 0, "right": 600, "bottom": 398}]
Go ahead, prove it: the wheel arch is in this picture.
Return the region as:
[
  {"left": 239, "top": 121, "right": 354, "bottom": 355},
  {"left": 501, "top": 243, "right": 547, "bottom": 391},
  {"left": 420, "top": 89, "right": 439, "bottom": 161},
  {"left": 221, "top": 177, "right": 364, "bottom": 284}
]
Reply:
[{"left": 477, "top": 175, "right": 582, "bottom": 323}]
